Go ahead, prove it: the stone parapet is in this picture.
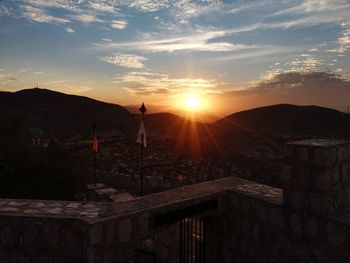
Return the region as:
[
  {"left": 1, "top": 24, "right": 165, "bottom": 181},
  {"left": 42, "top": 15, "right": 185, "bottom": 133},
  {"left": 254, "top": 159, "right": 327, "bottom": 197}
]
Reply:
[
  {"left": 0, "top": 177, "right": 282, "bottom": 262},
  {"left": 284, "top": 139, "right": 350, "bottom": 214},
  {"left": 1, "top": 139, "right": 350, "bottom": 262}
]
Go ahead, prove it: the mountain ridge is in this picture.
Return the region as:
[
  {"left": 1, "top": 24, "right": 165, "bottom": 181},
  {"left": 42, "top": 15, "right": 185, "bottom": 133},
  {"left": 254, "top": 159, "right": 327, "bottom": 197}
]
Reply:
[
  {"left": 0, "top": 88, "right": 131, "bottom": 138},
  {"left": 215, "top": 103, "right": 350, "bottom": 139},
  {"left": 1, "top": 88, "right": 350, "bottom": 140}
]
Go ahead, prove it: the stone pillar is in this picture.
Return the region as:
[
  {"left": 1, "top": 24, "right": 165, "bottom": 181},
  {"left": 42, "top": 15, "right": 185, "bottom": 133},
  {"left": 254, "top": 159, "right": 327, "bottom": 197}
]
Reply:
[{"left": 283, "top": 139, "right": 350, "bottom": 214}]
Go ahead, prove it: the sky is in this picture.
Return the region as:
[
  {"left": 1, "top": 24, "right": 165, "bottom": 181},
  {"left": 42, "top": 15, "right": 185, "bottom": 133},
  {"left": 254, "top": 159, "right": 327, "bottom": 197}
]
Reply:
[{"left": 0, "top": 0, "right": 350, "bottom": 117}]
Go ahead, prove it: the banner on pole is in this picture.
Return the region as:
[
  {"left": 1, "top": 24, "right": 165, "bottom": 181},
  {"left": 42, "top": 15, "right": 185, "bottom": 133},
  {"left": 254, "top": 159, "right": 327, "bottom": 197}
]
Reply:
[
  {"left": 92, "top": 134, "right": 98, "bottom": 152},
  {"left": 136, "top": 119, "right": 147, "bottom": 148}
]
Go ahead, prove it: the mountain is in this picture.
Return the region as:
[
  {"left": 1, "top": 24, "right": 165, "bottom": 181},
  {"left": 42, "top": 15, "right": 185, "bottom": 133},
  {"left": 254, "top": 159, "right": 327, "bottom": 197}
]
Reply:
[
  {"left": 124, "top": 104, "right": 170, "bottom": 114},
  {"left": 132, "top": 112, "right": 211, "bottom": 145},
  {"left": 125, "top": 104, "right": 220, "bottom": 123},
  {"left": 2, "top": 89, "right": 349, "bottom": 142},
  {"left": 0, "top": 88, "right": 131, "bottom": 138},
  {"left": 214, "top": 104, "right": 350, "bottom": 140}
]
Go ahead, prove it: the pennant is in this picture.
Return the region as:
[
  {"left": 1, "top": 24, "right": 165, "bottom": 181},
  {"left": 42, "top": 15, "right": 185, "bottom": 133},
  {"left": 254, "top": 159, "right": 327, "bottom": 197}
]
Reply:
[
  {"left": 177, "top": 174, "right": 186, "bottom": 181},
  {"left": 92, "top": 134, "right": 98, "bottom": 152},
  {"left": 136, "top": 119, "right": 147, "bottom": 148}
]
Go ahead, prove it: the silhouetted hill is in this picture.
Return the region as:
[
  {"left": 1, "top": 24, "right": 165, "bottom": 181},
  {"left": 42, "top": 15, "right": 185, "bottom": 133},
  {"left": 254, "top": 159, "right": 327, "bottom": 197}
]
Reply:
[
  {"left": 2, "top": 89, "right": 349, "bottom": 142},
  {"left": 133, "top": 112, "right": 210, "bottom": 142},
  {"left": 0, "top": 88, "right": 131, "bottom": 138},
  {"left": 144, "top": 112, "right": 192, "bottom": 133},
  {"left": 214, "top": 104, "right": 350, "bottom": 140}
]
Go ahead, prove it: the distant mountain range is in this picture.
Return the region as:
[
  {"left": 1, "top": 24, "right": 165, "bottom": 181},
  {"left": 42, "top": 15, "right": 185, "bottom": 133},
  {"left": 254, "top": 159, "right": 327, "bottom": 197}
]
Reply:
[
  {"left": 1, "top": 88, "right": 350, "bottom": 141},
  {"left": 214, "top": 104, "right": 350, "bottom": 140},
  {"left": 0, "top": 88, "right": 130, "bottom": 138}
]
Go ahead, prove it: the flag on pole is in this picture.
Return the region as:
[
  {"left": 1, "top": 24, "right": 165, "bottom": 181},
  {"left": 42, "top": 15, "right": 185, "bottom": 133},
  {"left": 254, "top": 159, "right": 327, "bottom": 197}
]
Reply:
[
  {"left": 177, "top": 174, "right": 186, "bottom": 181},
  {"left": 92, "top": 133, "right": 98, "bottom": 152},
  {"left": 136, "top": 119, "right": 147, "bottom": 148}
]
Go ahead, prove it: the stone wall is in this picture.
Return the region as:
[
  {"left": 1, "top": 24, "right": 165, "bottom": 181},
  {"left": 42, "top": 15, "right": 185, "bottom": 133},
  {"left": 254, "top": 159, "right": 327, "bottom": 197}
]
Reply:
[
  {"left": 0, "top": 176, "right": 280, "bottom": 262},
  {"left": 0, "top": 139, "right": 350, "bottom": 263},
  {"left": 0, "top": 216, "right": 87, "bottom": 263},
  {"left": 284, "top": 139, "right": 350, "bottom": 214},
  {"left": 207, "top": 139, "right": 350, "bottom": 263},
  {"left": 208, "top": 190, "right": 350, "bottom": 263}
]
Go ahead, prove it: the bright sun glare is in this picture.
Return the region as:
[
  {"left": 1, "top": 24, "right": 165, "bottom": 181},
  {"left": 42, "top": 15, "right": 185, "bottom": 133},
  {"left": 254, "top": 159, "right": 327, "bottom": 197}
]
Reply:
[{"left": 184, "top": 94, "right": 201, "bottom": 111}]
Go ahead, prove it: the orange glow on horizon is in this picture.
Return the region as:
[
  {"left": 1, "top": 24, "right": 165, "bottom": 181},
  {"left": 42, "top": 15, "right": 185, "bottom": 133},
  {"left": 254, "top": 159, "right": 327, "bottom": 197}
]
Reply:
[
  {"left": 185, "top": 95, "right": 200, "bottom": 109},
  {"left": 176, "top": 92, "right": 209, "bottom": 113}
]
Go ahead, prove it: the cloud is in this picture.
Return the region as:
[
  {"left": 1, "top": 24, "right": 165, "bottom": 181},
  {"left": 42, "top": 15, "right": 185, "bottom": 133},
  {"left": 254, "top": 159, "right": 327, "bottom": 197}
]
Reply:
[
  {"left": 70, "top": 13, "right": 104, "bottom": 24},
  {"left": 114, "top": 71, "right": 218, "bottom": 96},
  {"left": 0, "top": 71, "right": 18, "bottom": 85},
  {"left": 259, "top": 50, "right": 341, "bottom": 82},
  {"left": 274, "top": 0, "right": 350, "bottom": 16},
  {"left": 119, "top": 0, "right": 171, "bottom": 12},
  {"left": 0, "top": 5, "right": 11, "bottom": 16},
  {"left": 117, "top": 0, "right": 221, "bottom": 20},
  {"left": 326, "top": 21, "right": 350, "bottom": 55},
  {"left": 111, "top": 20, "right": 128, "bottom": 29},
  {"left": 65, "top": 27, "right": 75, "bottom": 33},
  {"left": 16, "top": 0, "right": 109, "bottom": 25},
  {"left": 88, "top": 2, "right": 118, "bottom": 13},
  {"left": 170, "top": 0, "right": 222, "bottom": 24},
  {"left": 92, "top": 29, "right": 261, "bottom": 53},
  {"left": 99, "top": 52, "right": 148, "bottom": 68},
  {"left": 21, "top": 5, "right": 70, "bottom": 24},
  {"left": 227, "top": 1, "right": 271, "bottom": 14},
  {"left": 207, "top": 46, "right": 298, "bottom": 62},
  {"left": 91, "top": 12, "right": 350, "bottom": 54},
  {"left": 33, "top": 71, "right": 44, "bottom": 75},
  {"left": 223, "top": 71, "right": 350, "bottom": 109}
]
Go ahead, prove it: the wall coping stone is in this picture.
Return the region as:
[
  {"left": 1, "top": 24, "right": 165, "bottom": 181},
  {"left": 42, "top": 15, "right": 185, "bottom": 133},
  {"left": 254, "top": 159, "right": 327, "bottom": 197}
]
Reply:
[
  {"left": 0, "top": 176, "right": 282, "bottom": 224},
  {"left": 288, "top": 139, "right": 350, "bottom": 148}
]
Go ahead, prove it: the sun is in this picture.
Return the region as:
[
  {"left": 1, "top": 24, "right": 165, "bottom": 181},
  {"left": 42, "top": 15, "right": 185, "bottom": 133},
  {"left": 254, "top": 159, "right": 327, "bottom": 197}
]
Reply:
[{"left": 184, "top": 94, "right": 201, "bottom": 111}]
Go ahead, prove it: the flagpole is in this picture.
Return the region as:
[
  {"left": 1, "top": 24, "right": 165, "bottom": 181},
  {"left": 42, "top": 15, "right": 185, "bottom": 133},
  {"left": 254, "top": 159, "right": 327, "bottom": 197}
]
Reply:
[
  {"left": 94, "top": 150, "right": 97, "bottom": 186},
  {"left": 141, "top": 133, "right": 144, "bottom": 195},
  {"left": 138, "top": 102, "right": 147, "bottom": 196},
  {"left": 92, "top": 122, "right": 97, "bottom": 186}
]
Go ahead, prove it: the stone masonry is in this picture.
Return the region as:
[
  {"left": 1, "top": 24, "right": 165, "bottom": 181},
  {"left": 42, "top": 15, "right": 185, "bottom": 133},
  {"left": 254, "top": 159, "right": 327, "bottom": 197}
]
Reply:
[{"left": 0, "top": 139, "right": 349, "bottom": 262}]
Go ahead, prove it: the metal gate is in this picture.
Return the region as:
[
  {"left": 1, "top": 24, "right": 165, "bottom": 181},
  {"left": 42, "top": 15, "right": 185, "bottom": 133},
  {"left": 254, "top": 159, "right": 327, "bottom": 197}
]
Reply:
[{"left": 179, "top": 217, "right": 205, "bottom": 263}]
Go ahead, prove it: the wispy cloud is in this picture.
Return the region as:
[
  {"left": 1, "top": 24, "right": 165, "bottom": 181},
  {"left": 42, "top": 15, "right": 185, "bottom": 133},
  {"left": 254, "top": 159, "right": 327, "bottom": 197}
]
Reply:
[
  {"left": 111, "top": 20, "right": 128, "bottom": 30},
  {"left": 92, "top": 29, "right": 260, "bottom": 53},
  {"left": 113, "top": 70, "right": 219, "bottom": 97},
  {"left": 326, "top": 21, "right": 350, "bottom": 55},
  {"left": 88, "top": 2, "right": 118, "bottom": 13},
  {"left": 14, "top": 0, "right": 110, "bottom": 25},
  {"left": 91, "top": 13, "right": 350, "bottom": 53},
  {"left": 0, "top": 5, "right": 11, "bottom": 16},
  {"left": 207, "top": 46, "right": 298, "bottom": 62},
  {"left": 119, "top": 0, "right": 171, "bottom": 12},
  {"left": 262, "top": 54, "right": 326, "bottom": 81},
  {"left": 43, "top": 79, "right": 93, "bottom": 94},
  {"left": 99, "top": 52, "right": 148, "bottom": 68},
  {"left": 70, "top": 13, "right": 104, "bottom": 24},
  {"left": 22, "top": 5, "right": 70, "bottom": 24},
  {"left": 65, "top": 27, "right": 75, "bottom": 33},
  {"left": 273, "top": 0, "right": 350, "bottom": 16},
  {"left": 0, "top": 72, "right": 17, "bottom": 85},
  {"left": 338, "top": 22, "right": 350, "bottom": 54},
  {"left": 226, "top": 72, "right": 350, "bottom": 103},
  {"left": 227, "top": 1, "right": 272, "bottom": 14}
]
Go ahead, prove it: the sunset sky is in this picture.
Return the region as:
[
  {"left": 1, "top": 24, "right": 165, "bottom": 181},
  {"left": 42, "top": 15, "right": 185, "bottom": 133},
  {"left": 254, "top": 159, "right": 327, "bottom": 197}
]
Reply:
[{"left": 0, "top": 0, "right": 350, "bottom": 116}]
